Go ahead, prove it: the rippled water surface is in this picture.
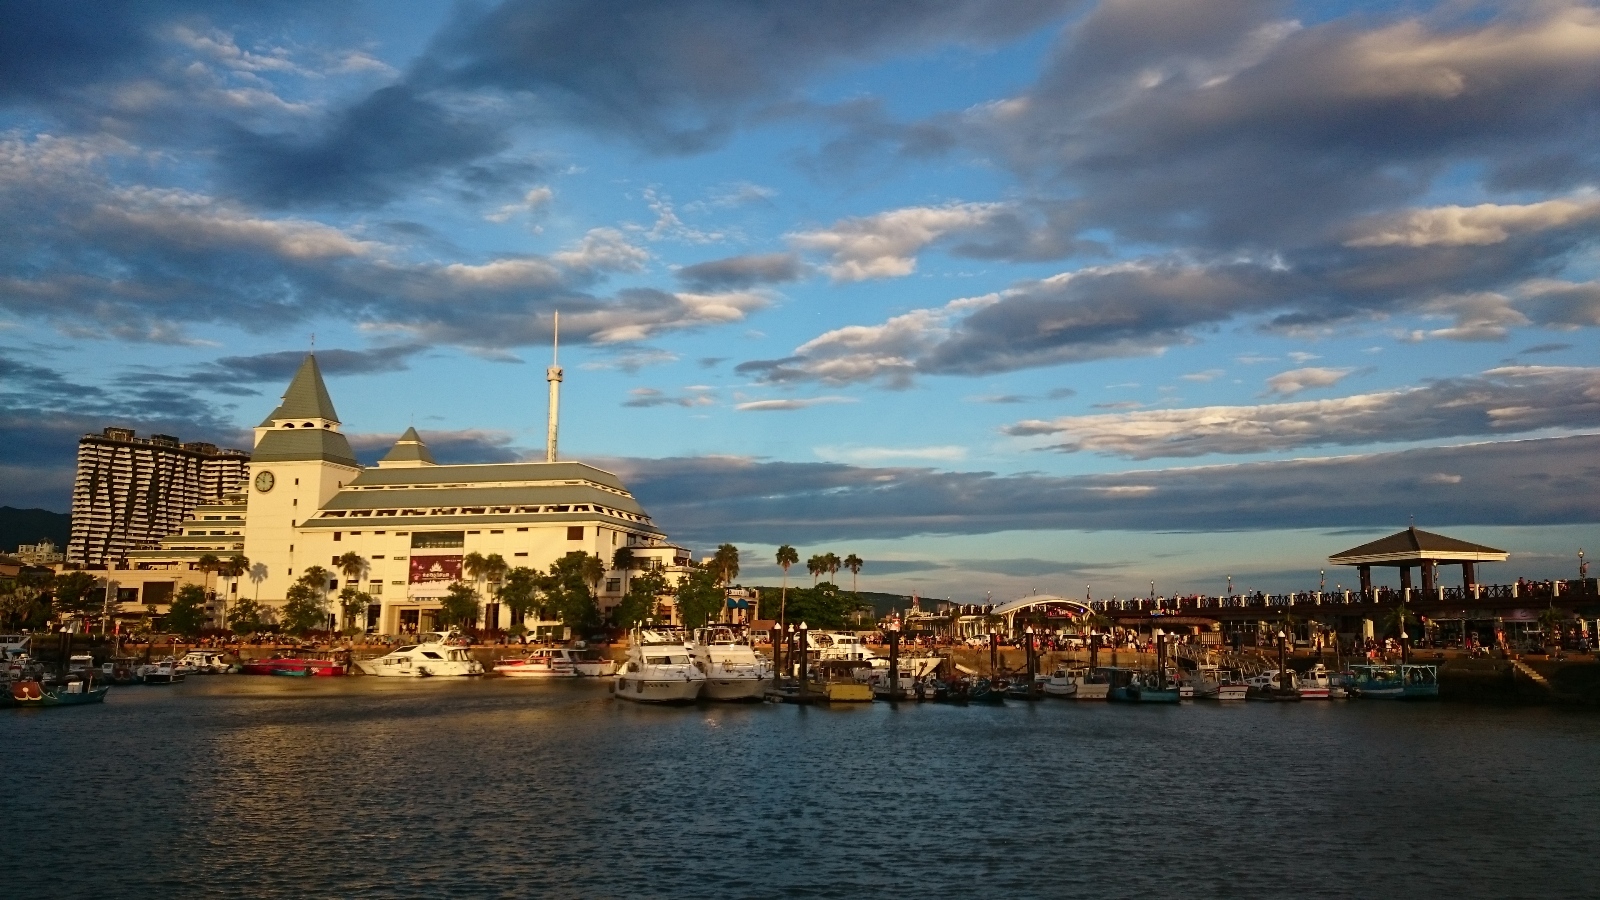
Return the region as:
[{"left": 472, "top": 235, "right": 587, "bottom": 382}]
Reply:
[{"left": 5, "top": 678, "right": 1599, "bottom": 899}]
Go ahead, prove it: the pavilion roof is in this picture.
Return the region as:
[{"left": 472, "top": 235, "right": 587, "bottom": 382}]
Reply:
[{"left": 1329, "top": 526, "right": 1508, "bottom": 566}]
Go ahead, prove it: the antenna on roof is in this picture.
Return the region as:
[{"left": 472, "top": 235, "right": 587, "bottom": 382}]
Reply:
[
  {"left": 309, "top": 332, "right": 315, "bottom": 352},
  {"left": 546, "top": 311, "right": 563, "bottom": 463}
]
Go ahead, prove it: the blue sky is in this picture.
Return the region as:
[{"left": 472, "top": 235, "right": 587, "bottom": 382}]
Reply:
[{"left": 3, "top": 0, "right": 1598, "bottom": 599}]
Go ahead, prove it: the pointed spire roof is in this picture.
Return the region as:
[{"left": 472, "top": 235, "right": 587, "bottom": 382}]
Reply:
[
  {"left": 378, "top": 427, "right": 436, "bottom": 467},
  {"left": 260, "top": 354, "right": 340, "bottom": 425}
]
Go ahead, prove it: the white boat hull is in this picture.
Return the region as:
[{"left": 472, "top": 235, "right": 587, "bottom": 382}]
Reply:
[
  {"left": 614, "top": 675, "right": 703, "bottom": 703},
  {"left": 495, "top": 666, "right": 574, "bottom": 678},
  {"left": 572, "top": 660, "right": 616, "bottom": 677},
  {"left": 356, "top": 659, "right": 482, "bottom": 677},
  {"left": 1074, "top": 683, "right": 1110, "bottom": 700},
  {"left": 703, "top": 676, "right": 766, "bottom": 700},
  {"left": 1043, "top": 681, "right": 1078, "bottom": 698}
]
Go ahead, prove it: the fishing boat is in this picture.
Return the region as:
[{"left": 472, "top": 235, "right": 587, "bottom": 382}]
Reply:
[
  {"left": 1072, "top": 666, "right": 1111, "bottom": 701},
  {"left": 613, "top": 629, "right": 704, "bottom": 703},
  {"left": 1346, "top": 663, "right": 1439, "bottom": 699},
  {"left": 691, "top": 627, "right": 768, "bottom": 700},
  {"left": 8, "top": 679, "right": 45, "bottom": 707},
  {"left": 355, "top": 633, "right": 482, "bottom": 677},
  {"left": 967, "top": 676, "right": 1005, "bottom": 704},
  {"left": 494, "top": 648, "right": 577, "bottom": 678},
  {"left": 1103, "top": 667, "right": 1181, "bottom": 703},
  {"left": 1185, "top": 664, "right": 1248, "bottom": 701},
  {"left": 43, "top": 681, "right": 109, "bottom": 706},
  {"left": 1295, "top": 663, "right": 1337, "bottom": 700},
  {"left": 1245, "top": 669, "right": 1302, "bottom": 701},
  {"left": 1042, "top": 667, "right": 1078, "bottom": 698}
]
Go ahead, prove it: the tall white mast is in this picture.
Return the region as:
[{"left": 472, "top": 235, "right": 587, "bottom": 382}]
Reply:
[{"left": 545, "top": 311, "right": 563, "bottom": 463}]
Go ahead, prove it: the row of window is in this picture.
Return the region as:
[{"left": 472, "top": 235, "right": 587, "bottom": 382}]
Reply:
[{"left": 319, "top": 503, "right": 648, "bottom": 523}]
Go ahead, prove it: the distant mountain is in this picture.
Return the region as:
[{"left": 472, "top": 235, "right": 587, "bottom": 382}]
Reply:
[{"left": 0, "top": 507, "right": 70, "bottom": 553}]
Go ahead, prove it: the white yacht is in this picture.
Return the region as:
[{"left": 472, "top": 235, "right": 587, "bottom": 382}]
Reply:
[
  {"left": 809, "top": 631, "right": 881, "bottom": 663},
  {"left": 1296, "top": 663, "right": 1337, "bottom": 699},
  {"left": 138, "top": 658, "right": 185, "bottom": 684},
  {"left": 356, "top": 632, "right": 484, "bottom": 677},
  {"left": 691, "top": 627, "right": 768, "bottom": 700},
  {"left": 177, "top": 650, "right": 231, "bottom": 674},
  {"left": 614, "top": 629, "right": 704, "bottom": 703}
]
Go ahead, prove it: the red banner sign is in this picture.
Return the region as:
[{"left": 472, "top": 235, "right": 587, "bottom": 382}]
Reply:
[{"left": 410, "top": 555, "right": 463, "bottom": 584}]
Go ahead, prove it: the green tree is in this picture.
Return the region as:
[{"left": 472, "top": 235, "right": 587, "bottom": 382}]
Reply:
[
  {"left": 807, "top": 553, "right": 825, "bottom": 587},
  {"left": 222, "top": 553, "right": 250, "bottom": 625},
  {"left": 438, "top": 582, "right": 481, "bottom": 629},
  {"left": 281, "top": 582, "right": 326, "bottom": 635},
  {"left": 775, "top": 544, "right": 799, "bottom": 624},
  {"left": 545, "top": 552, "right": 604, "bottom": 636},
  {"left": 2, "top": 569, "right": 53, "bottom": 630},
  {"left": 463, "top": 551, "right": 489, "bottom": 600},
  {"left": 166, "top": 584, "right": 208, "bottom": 637},
  {"left": 499, "top": 566, "right": 543, "bottom": 635},
  {"left": 780, "top": 581, "right": 852, "bottom": 630},
  {"left": 228, "top": 597, "right": 266, "bottom": 636},
  {"left": 675, "top": 563, "right": 725, "bottom": 630},
  {"left": 482, "top": 553, "right": 509, "bottom": 628},
  {"left": 1538, "top": 605, "right": 1565, "bottom": 651},
  {"left": 613, "top": 570, "right": 665, "bottom": 629},
  {"left": 52, "top": 570, "right": 102, "bottom": 620}
]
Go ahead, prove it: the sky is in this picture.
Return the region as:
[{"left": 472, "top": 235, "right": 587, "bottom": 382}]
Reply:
[{"left": 2, "top": 0, "right": 1598, "bottom": 601}]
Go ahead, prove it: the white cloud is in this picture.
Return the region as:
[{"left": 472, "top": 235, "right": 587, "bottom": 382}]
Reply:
[
  {"left": 1004, "top": 366, "right": 1600, "bottom": 459},
  {"left": 1180, "top": 368, "right": 1225, "bottom": 382},
  {"left": 1345, "top": 197, "right": 1600, "bottom": 248},
  {"left": 735, "top": 396, "right": 858, "bottom": 412},
  {"left": 814, "top": 445, "right": 968, "bottom": 463},
  {"left": 1263, "top": 366, "right": 1355, "bottom": 396},
  {"left": 485, "top": 186, "right": 554, "bottom": 223},
  {"left": 788, "top": 202, "right": 1006, "bottom": 282},
  {"left": 551, "top": 227, "right": 649, "bottom": 274}
]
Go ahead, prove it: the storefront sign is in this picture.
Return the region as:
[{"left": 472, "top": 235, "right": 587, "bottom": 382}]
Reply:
[{"left": 409, "top": 555, "right": 462, "bottom": 584}]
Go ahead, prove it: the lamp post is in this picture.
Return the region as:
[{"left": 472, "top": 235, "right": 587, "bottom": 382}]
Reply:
[
  {"left": 797, "top": 622, "right": 809, "bottom": 702},
  {"left": 1277, "top": 629, "right": 1289, "bottom": 693},
  {"left": 887, "top": 619, "right": 902, "bottom": 703},
  {"left": 1153, "top": 627, "right": 1165, "bottom": 689},
  {"left": 1025, "top": 625, "right": 1038, "bottom": 697},
  {"left": 988, "top": 627, "right": 999, "bottom": 677}
]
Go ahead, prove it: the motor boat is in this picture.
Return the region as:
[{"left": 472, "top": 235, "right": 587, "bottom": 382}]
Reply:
[
  {"left": 67, "top": 653, "right": 96, "bottom": 675},
  {"left": 567, "top": 643, "right": 618, "bottom": 677},
  {"left": 1346, "top": 663, "right": 1439, "bottom": 699},
  {"left": 137, "top": 659, "right": 185, "bottom": 684},
  {"left": 691, "top": 626, "right": 768, "bottom": 701},
  {"left": 355, "top": 632, "right": 483, "bottom": 677},
  {"left": 1245, "top": 668, "right": 1302, "bottom": 701},
  {"left": 1070, "top": 666, "right": 1110, "bottom": 700},
  {"left": 613, "top": 628, "right": 704, "bottom": 703},
  {"left": 1295, "top": 663, "right": 1335, "bottom": 699},
  {"left": 494, "top": 647, "right": 576, "bottom": 678},
  {"left": 177, "top": 650, "right": 231, "bottom": 674},
  {"left": 240, "top": 655, "right": 345, "bottom": 676},
  {"left": 1042, "top": 667, "right": 1079, "bottom": 698},
  {"left": 808, "top": 631, "right": 882, "bottom": 664},
  {"left": 1103, "top": 667, "right": 1180, "bottom": 703}
]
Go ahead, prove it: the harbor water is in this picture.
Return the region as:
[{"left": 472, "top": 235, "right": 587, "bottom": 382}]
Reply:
[{"left": 5, "top": 679, "right": 1599, "bottom": 899}]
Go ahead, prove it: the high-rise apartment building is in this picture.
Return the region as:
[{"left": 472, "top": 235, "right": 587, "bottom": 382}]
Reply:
[{"left": 66, "top": 427, "right": 250, "bottom": 568}]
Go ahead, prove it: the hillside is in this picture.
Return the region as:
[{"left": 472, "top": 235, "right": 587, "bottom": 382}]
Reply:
[{"left": 0, "top": 506, "right": 70, "bottom": 553}]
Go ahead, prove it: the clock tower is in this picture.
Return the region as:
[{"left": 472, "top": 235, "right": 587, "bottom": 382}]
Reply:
[{"left": 243, "top": 354, "right": 362, "bottom": 607}]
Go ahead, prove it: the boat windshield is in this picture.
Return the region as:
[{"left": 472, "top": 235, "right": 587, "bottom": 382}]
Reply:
[{"left": 646, "top": 655, "right": 690, "bottom": 665}]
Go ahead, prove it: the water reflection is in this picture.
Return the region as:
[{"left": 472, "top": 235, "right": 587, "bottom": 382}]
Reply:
[{"left": 4, "top": 679, "right": 1598, "bottom": 898}]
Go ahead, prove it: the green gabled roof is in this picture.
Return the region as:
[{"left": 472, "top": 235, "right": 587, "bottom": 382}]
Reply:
[
  {"left": 259, "top": 354, "right": 340, "bottom": 425},
  {"left": 252, "top": 427, "right": 360, "bottom": 468},
  {"left": 381, "top": 427, "right": 435, "bottom": 464}
]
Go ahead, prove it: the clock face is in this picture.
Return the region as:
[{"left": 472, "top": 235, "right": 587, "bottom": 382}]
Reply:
[{"left": 254, "top": 470, "right": 275, "bottom": 493}]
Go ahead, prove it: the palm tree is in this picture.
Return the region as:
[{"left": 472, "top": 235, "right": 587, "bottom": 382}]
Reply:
[
  {"left": 462, "top": 552, "right": 488, "bottom": 629},
  {"left": 483, "top": 553, "right": 509, "bottom": 631},
  {"left": 843, "top": 554, "right": 863, "bottom": 595},
  {"left": 1538, "top": 604, "right": 1565, "bottom": 653},
  {"left": 775, "top": 545, "right": 798, "bottom": 625},
  {"left": 1383, "top": 604, "right": 1419, "bottom": 663},
  {"left": 222, "top": 553, "right": 249, "bottom": 628},
  {"left": 807, "top": 554, "right": 825, "bottom": 587},
  {"left": 713, "top": 543, "right": 740, "bottom": 587},
  {"left": 823, "top": 552, "right": 841, "bottom": 586},
  {"left": 336, "top": 552, "right": 368, "bottom": 631},
  {"left": 613, "top": 546, "right": 635, "bottom": 596},
  {"left": 298, "top": 565, "right": 333, "bottom": 631}
]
